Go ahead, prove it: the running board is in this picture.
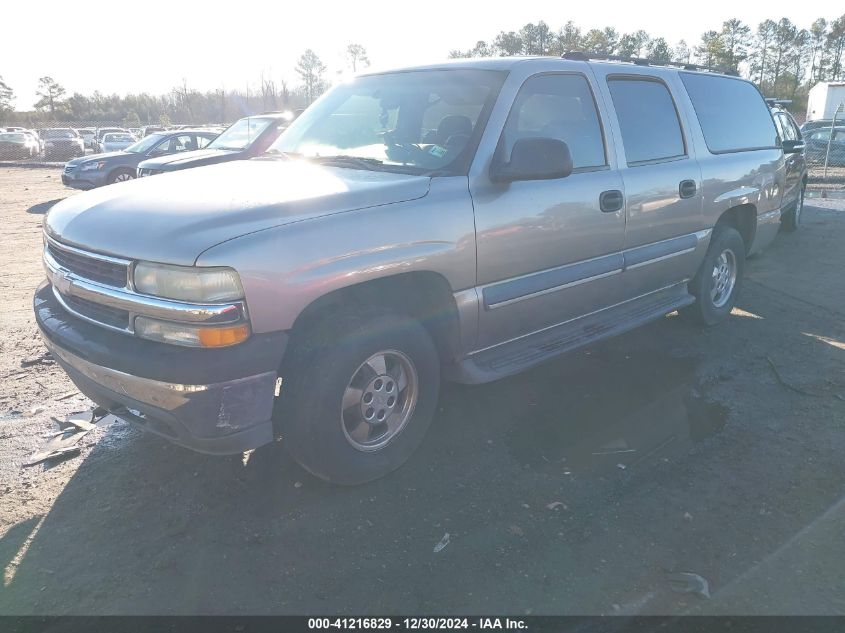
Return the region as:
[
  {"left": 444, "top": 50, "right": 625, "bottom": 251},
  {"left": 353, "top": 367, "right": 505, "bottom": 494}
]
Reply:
[{"left": 452, "top": 283, "right": 695, "bottom": 384}]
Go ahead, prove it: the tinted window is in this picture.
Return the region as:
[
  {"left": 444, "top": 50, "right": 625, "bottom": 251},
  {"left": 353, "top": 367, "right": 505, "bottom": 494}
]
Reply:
[
  {"left": 772, "top": 113, "right": 787, "bottom": 141},
  {"left": 785, "top": 115, "right": 802, "bottom": 141},
  {"left": 775, "top": 114, "right": 797, "bottom": 141},
  {"left": 680, "top": 73, "right": 778, "bottom": 153},
  {"left": 196, "top": 134, "right": 213, "bottom": 149},
  {"left": 502, "top": 74, "right": 606, "bottom": 169},
  {"left": 607, "top": 78, "right": 685, "bottom": 164}
]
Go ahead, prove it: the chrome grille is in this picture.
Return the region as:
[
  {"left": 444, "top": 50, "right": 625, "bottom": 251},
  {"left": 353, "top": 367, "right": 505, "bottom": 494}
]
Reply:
[
  {"left": 62, "top": 294, "right": 130, "bottom": 330},
  {"left": 47, "top": 241, "right": 128, "bottom": 288}
]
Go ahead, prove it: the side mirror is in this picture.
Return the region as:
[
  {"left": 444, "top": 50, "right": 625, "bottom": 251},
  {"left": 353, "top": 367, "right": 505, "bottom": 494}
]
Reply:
[
  {"left": 782, "top": 139, "right": 804, "bottom": 154},
  {"left": 490, "top": 137, "right": 573, "bottom": 183}
]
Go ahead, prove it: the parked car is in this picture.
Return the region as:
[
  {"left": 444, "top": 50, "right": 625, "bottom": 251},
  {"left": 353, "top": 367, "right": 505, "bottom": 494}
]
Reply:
[
  {"left": 93, "top": 127, "right": 128, "bottom": 152},
  {"left": 136, "top": 114, "right": 285, "bottom": 176},
  {"left": 804, "top": 126, "right": 845, "bottom": 167},
  {"left": 63, "top": 129, "right": 220, "bottom": 189},
  {"left": 98, "top": 132, "right": 137, "bottom": 153},
  {"left": 769, "top": 104, "right": 807, "bottom": 231},
  {"left": 800, "top": 119, "right": 835, "bottom": 134},
  {"left": 0, "top": 131, "right": 40, "bottom": 158},
  {"left": 78, "top": 128, "right": 97, "bottom": 150},
  {"left": 40, "top": 128, "right": 85, "bottom": 159},
  {"left": 22, "top": 129, "right": 45, "bottom": 155},
  {"left": 36, "top": 56, "right": 796, "bottom": 484},
  {"left": 140, "top": 125, "right": 166, "bottom": 137}
]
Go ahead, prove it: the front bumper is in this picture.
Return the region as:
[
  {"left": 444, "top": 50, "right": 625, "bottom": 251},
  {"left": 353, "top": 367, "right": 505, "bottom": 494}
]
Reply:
[
  {"left": 35, "top": 282, "right": 288, "bottom": 454},
  {"left": 61, "top": 168, "right": 103, "bottom": 189}
]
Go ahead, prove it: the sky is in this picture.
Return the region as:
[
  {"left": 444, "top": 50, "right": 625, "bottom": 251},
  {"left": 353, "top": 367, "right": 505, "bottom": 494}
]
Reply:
[{"left": 2, "top": 0, "right": 843, "bottom": 109}]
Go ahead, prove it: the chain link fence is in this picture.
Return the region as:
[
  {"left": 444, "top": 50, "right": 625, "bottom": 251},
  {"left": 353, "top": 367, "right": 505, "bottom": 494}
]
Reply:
[
  {"left": 803, "top": 105, "right": 845, "bottom": 195},
  {"left": 0, "top": 120, "right": 224, "bottom": 164}
]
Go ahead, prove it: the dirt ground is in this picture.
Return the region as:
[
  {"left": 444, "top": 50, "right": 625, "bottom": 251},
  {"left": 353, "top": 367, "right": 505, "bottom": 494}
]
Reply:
[{"left": 0, "top": 166, "right": 843, "bottom": 616}]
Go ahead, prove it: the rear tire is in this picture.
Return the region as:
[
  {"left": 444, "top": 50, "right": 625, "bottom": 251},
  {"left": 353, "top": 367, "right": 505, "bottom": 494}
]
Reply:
[
  {"left": 681, "top": 225, "right": 745, "bottom": 326},
  {"left": 278, "top": 310, "right": 440, "bottom": 485},
  {"left": 781, "top": 184, "right": 805, "bottom": 232}
]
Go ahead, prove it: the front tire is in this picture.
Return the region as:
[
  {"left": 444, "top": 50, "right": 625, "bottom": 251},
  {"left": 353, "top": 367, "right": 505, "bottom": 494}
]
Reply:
[
  {"left": 108, "top": 169, "right": 135, "bottom": 184},
  {"left": 781, "top": 184, "right": 805, "bottom": 232},
  {"left": 681, "top": 225, "right": 745, "bottom": 326},
  {"left": 278, "top": 310, "right": 440, "bottom": 485}
]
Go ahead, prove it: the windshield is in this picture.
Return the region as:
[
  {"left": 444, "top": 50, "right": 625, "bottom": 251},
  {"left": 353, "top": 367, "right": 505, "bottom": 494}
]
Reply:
[
  {"left": 125, "top": 133, "right": 167, "bottom": 153},
  {"left": 0, "top": 133, "right": 26, "bottom": 142},
  {"left": 43, "top": 129, "right": 76, "bottom": 139},
  {"left": 271, "top": 69, "right": 504, "bottom": 174},
  {"left": 208, "top": 117, "right": 274, "bottom": 150},
  {"left": 104, "top": 133, "right": 134, "bottom": 143}
]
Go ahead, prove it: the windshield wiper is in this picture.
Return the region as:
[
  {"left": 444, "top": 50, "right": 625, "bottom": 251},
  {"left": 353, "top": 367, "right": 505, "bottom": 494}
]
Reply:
[{"left": 311, "top": 155, "right": 386, "bottom": 171}]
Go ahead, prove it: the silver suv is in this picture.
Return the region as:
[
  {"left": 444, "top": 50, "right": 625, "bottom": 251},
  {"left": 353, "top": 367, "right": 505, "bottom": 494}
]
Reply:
[{"left": 35, "top": 55, "right": 804, "bottom": 484}]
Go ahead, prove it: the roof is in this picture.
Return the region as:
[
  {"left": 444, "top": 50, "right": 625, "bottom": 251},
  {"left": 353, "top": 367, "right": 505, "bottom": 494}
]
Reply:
[
  {"left": 361, "top": 53, "right": 745, "bottom": 79},
  {"left": 152, "top": 128, "right": 221, "bottom": 135}
]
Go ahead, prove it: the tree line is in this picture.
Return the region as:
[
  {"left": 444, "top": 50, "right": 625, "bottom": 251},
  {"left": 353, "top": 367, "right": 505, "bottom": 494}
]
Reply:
[
  {"left": 3, "top": 16, "right": 845, "bottom": 127},
  {"left": 449, "top": 14, "right": 845, "bottom": 109},
  {"left": 0, "top": 45, "right": 368, "bottom": 127}
]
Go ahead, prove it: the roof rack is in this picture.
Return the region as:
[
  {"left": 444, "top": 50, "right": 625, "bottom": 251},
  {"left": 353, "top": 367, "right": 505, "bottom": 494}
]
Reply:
[
  {"left": 765, "top": 98, "right": 793, "bottom": 107},
  {"left": 561, "top": 51, "right": 739, "bottom": 76}
]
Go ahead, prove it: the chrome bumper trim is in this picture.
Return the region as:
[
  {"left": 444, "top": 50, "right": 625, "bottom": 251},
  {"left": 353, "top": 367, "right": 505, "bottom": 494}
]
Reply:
[{"left": 43, "top": 244, "right": 247, "bottom": 334}]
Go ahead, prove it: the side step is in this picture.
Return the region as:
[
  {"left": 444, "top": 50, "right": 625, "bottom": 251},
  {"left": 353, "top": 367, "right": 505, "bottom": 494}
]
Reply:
[{"left": 453, "top": 283, "right": 695, "bottom": 384}]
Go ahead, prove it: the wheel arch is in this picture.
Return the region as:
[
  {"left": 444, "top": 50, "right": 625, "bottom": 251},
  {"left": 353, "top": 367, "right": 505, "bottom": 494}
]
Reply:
[
  {"left": 287, "top": 271, "right": 463, "bottom": 368},
  {"left": 107, "top": 165, "right": 135, "bottom": 183},
  {"left": 715, "top": 203, "right": 756, "bottom": 253}
]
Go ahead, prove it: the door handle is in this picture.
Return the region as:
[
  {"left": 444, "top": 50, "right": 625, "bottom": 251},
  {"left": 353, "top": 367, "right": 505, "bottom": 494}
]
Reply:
[
  {"left": 599, "top": 189, "right": 624, "bottom": 213},
  {"left": 679, "top": 180, "right": 697, "bottom": 199}
]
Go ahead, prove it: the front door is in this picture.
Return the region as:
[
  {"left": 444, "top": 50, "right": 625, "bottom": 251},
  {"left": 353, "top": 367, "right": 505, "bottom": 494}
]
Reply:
[{"left": 470, "top": 71, "right": 627, "bottom": 350}]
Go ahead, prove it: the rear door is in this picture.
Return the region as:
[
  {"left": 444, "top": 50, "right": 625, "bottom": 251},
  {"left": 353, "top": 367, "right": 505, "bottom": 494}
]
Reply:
[{"left": 594, "top": 69, "right": 704, "bottom": 299}]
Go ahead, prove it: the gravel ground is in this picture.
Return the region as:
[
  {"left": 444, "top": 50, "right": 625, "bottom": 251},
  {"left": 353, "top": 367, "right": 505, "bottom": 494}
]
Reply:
[{"left": 0, "top": 167, "right": 843, "bottom": 615}]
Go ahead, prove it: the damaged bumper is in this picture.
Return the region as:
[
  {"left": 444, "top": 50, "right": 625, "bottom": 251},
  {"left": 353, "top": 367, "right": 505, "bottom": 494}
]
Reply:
[{"left": 34, "top": 282, "right": 287, "bottom": 454}]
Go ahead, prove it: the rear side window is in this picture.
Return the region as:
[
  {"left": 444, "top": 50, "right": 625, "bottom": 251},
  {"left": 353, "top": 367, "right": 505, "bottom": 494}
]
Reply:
[
  {"left": 502, "top": 73, "right": 606, "bottom": 169},
  {"left": 680, "top": 73, "right": 778, "bottom": 153},
  {"left": 607, "top": 78, "right": 685, "bottom": 164}
]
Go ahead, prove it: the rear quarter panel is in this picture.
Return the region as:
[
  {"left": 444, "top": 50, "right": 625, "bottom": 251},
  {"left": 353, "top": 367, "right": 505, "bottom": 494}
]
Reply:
[{"left": 672, "top": 73, "right": 785, "bottom": 255}]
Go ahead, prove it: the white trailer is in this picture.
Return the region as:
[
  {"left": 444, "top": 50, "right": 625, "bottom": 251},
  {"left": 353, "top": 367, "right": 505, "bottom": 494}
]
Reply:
[{"left": 806, "top": 82, "right": 845, "bottom": 121}]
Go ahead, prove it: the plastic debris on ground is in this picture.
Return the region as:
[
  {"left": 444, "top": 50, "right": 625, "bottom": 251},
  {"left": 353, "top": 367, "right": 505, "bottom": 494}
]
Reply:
[
  {"left": 433, "top": 532, "right": 450, "bottom": 553},
  {"left": 24, "top": 409, "right": 108, "bottom": 467},
  {"left": 665, "top": 571, "right": 711, "bottom": 599}
]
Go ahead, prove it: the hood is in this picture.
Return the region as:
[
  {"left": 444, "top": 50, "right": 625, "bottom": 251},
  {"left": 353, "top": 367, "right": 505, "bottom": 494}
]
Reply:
[
  {"left": 67, "top": 151, "right": 130, "bottom": 166},
  {"left": 138, "top": 147, "right": 239, "bottom": 171},
  {"left": 45, "top": 159, "right": 431, "bottom": 266}
]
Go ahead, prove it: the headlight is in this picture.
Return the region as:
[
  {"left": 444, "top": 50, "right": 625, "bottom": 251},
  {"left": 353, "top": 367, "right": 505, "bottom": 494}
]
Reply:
[
  {"left": 79, "top": 161, "right": 106, "bottom": 171},
  {"left": 134, "top": 316, "right": 250, "bottom": 348},
  {"left": 133, "top": 262, "right": 244, "bottom": 302}
]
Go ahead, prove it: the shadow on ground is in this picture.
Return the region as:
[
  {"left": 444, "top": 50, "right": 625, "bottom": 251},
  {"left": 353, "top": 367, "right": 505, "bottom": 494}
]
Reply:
[{"left": 26, "top": 199, "right": 66, "bottom": 215}]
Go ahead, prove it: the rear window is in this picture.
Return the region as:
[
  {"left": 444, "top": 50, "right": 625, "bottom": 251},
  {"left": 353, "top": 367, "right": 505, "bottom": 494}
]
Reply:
[{"left": 680, "top": 73, "right": 778, "bottom": 153}]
